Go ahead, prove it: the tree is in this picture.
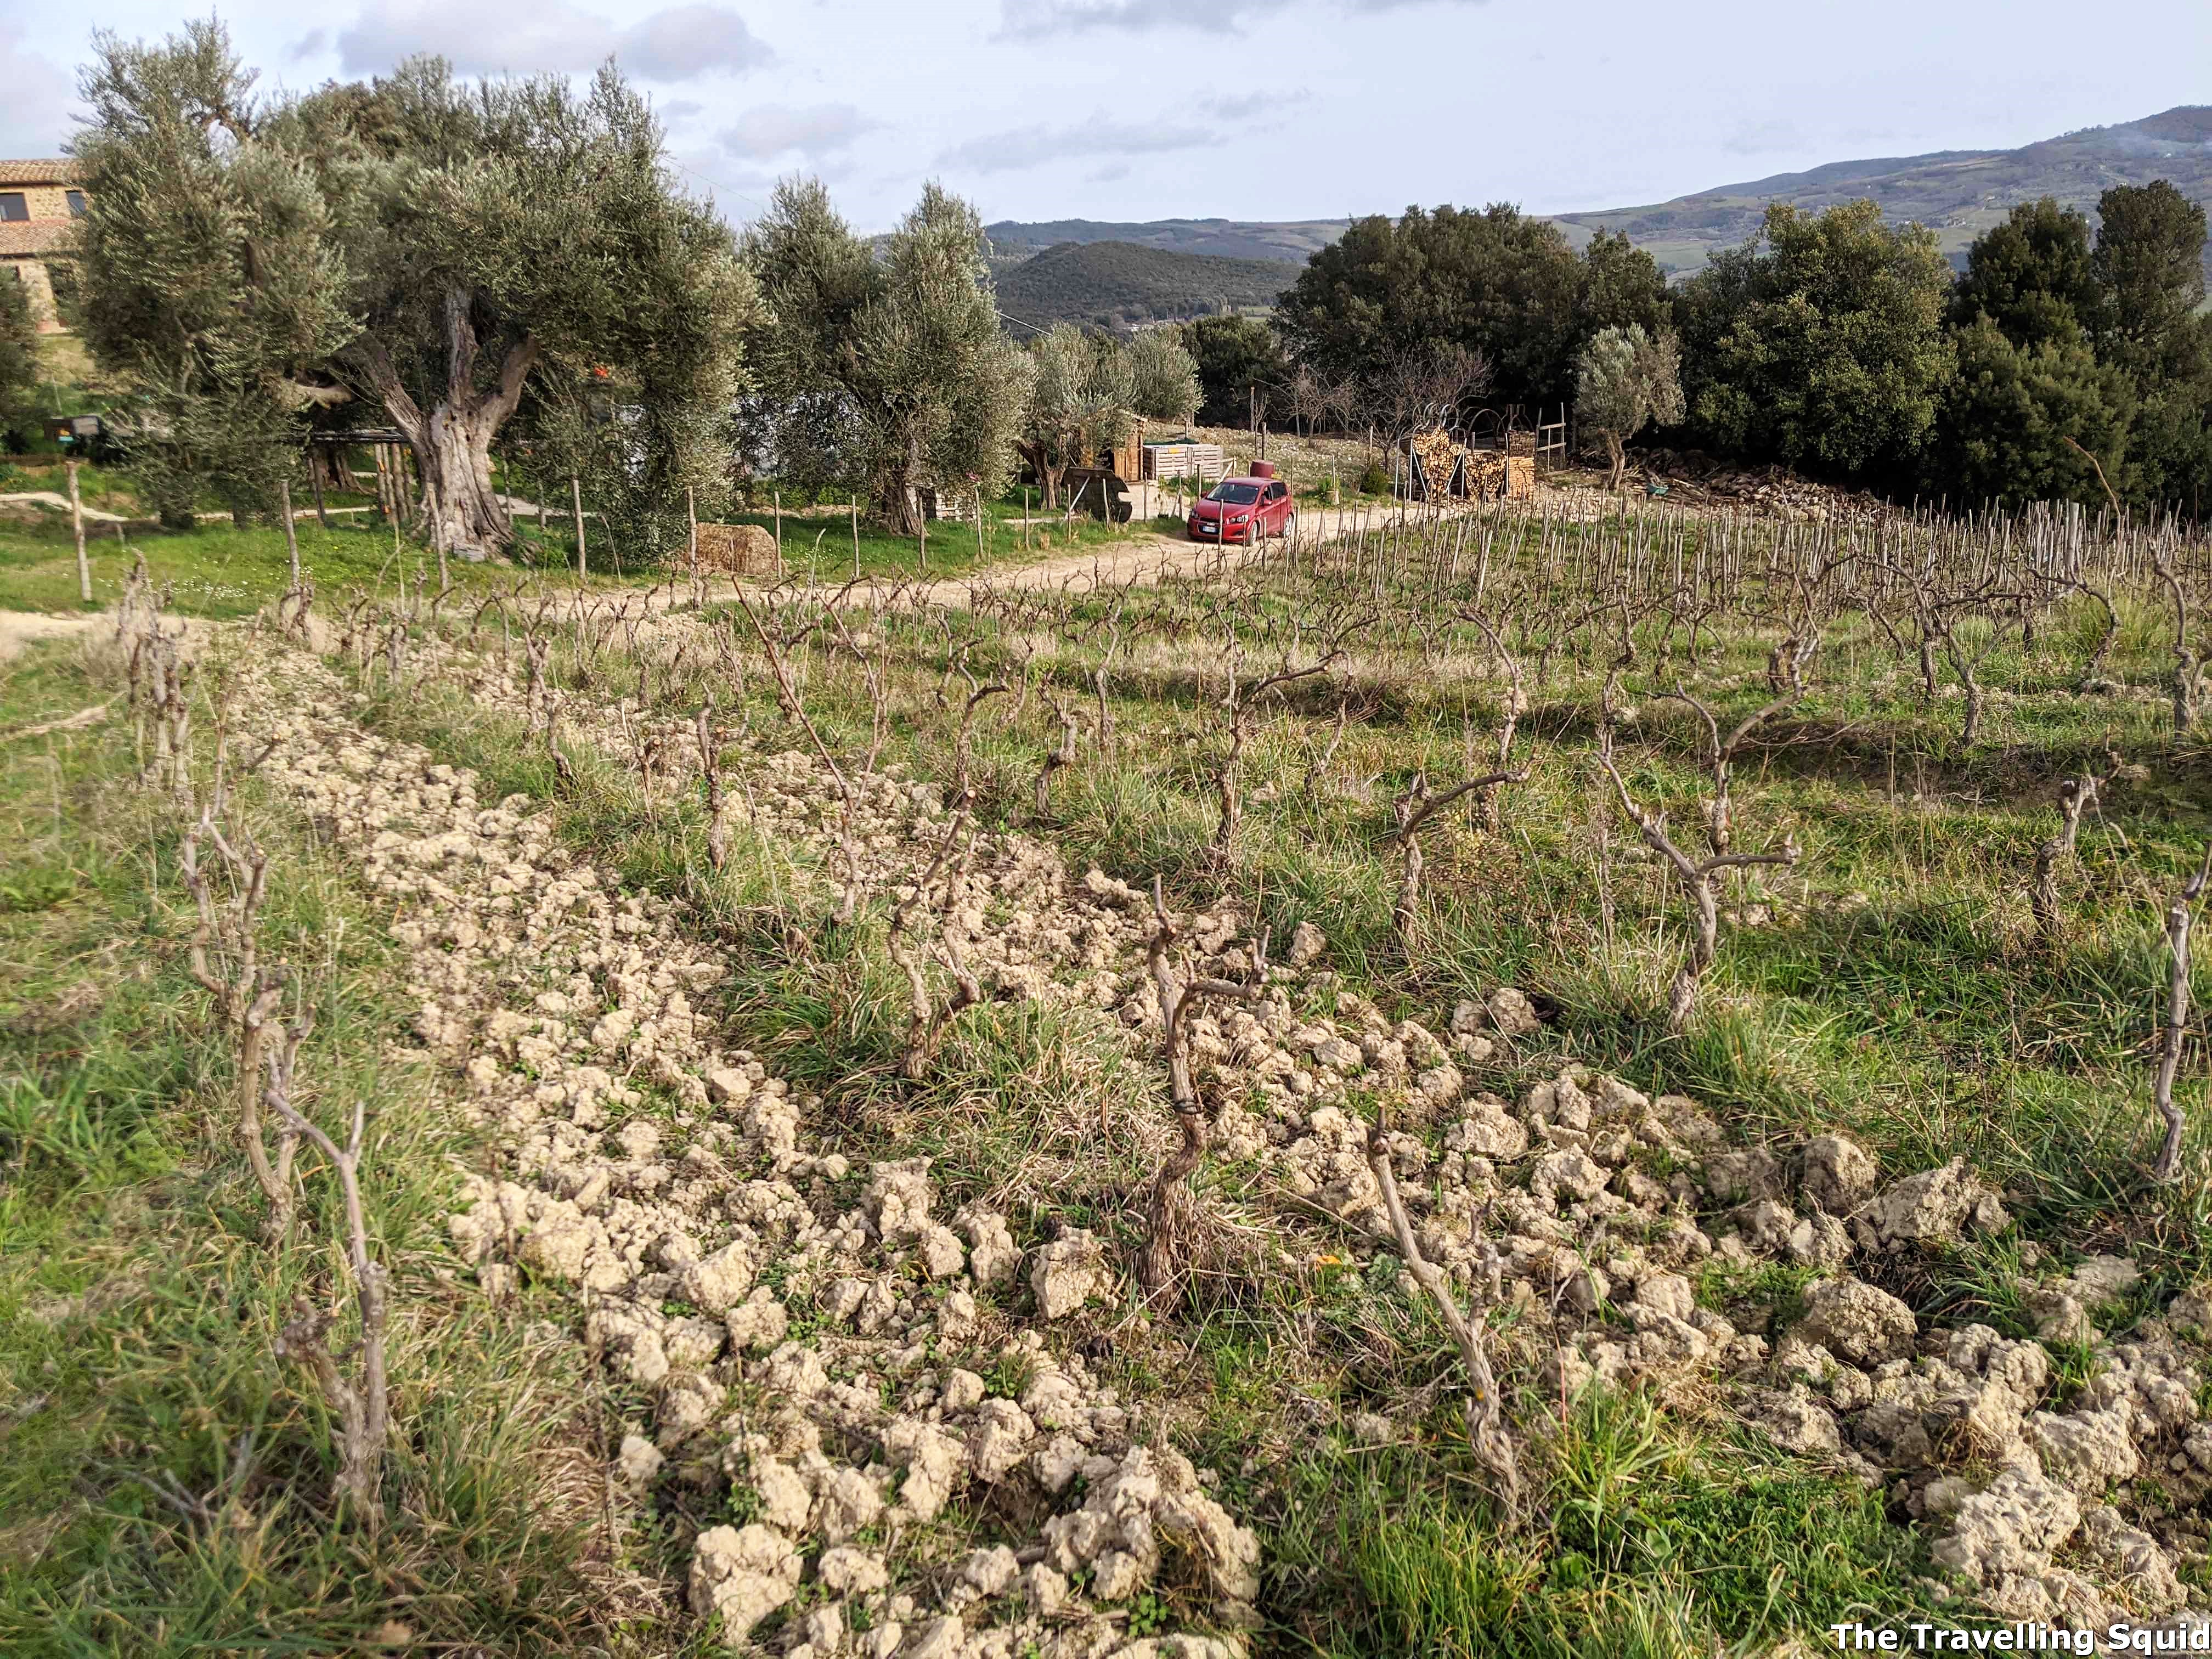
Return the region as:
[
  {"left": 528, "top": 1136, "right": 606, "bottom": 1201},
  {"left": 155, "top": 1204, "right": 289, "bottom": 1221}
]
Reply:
[
  {"left": 1018, "top": 324, "right": 1131, "bottom": 508},
  {"left": 1677, "top": 200, "right": 1955, "bottom": 479},
  {"left": 1576, "top": 324, "right": 1684, "bottom": 491},
  {"left": 1368, "top": 341, "right": 1491, "bottom": 445},
  {"left": 75, "top": 20, "right": 754, "bottom": 559},
  {"left": 0, "top": 274, "right": 41, "bottom": 451},
  {"left": 2090, "top": 183, "right": 2212, "bottom": 512},
  {"left": 1576, "top": 229, "right": 1673, "bottom": 342},
  {"left": 2092, "top": 182, "right": 2210, "bottom": 383},
  {"left": 1949, "top": 197, "right": 2104, "bottom": 351},
  {"left": 1925, "top": 317, "right": 2134, "bottom": 509},
  {"left": 736, "top": 178, "right": 885, "bottom": 501},
  {"left": 1277, "top": 204, "right": 1582, "bottom": 410},
  {"left": 744, "top": 180, "right": 1029, "bottom": 533},
  {"left": 1126, "top": 329, "right": 1199, "bottom": 424},
  {"left": 74, "top": 22, "right": 354, "bottom": 524},
  {"left": 1181, "top": 314, "right": 1285, "bottom": 428},
  {"left": 1927, "top": 199, "right": 2135, "bottom": 512},
  {"left": 840, "top": 185, "right": 1032, "bottom": 533}
]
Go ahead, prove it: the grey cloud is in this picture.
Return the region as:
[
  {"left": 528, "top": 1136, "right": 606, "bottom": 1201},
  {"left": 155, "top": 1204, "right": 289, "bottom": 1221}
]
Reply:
[
  {"left": 0, "top": 26, "right": 76, "bottom": 156},
  {"left": 1000, "top": 0, "right": 1478, "bottom": 37},
  {"left": 289, "top": 29, "right": 330, "bottom": 64},
  {"left": 618, "top": 5, "right": 771, "bottom": 80},
  {"left": 935, "top": 91, "right": 1295, "bottom": 177},
  {"left": 936, "top": 115, "right": 1205, "bottom": 176},
  {"left": 720, "top": 103, "right": 876, "bottom": 160},
  {"left": 1722, "top": 119, "right": 1807, "bottom": 157},
  {"left": 333, "top": 0, "right": 771, "bottom": 81}
]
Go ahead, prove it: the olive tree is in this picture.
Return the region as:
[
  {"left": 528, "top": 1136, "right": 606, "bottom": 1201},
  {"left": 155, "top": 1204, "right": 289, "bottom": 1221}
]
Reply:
[
  {"left": 742, "top": 179, "right": 1030, "bottom": 533},
  {"left": 1127, "top": 329, "right": 1200, "bottom": 425},
  {"left": 1017, "top": 325, "right": 1132, "bottom": 508},
  {"left": 1575, "top": 324, "right": 1684, "bottom": 491},
  {"left": 0, "top": 273, "right": 43, "bottom": 450},
  {"left": 847, "top": 187, "right": 1031, "bottom": 532},
  {"left": 74, "top": 22, "right": 356, "bottom": 524},
  {"left": 75, "top": 20, "right": 753, "bottom": 559}
]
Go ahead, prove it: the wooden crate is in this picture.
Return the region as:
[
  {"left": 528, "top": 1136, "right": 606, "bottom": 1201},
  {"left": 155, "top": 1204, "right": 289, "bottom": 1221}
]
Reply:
[{"left": 1143, "top": 441, "right": 1226, "bottom": 485}]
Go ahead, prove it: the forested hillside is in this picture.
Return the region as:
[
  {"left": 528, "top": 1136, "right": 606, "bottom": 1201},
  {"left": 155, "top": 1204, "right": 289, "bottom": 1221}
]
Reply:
[{"left": 995, "top": 239, "right": 1300, "bottom": 330}]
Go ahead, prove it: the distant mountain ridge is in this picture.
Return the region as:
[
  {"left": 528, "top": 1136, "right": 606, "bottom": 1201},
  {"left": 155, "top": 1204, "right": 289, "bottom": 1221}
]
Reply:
[
  {"left": 1550, "top": 105, "right": 2212, "bottom": 275},
  {"left": 994, "top": 240, "right": 1300, "bottom": 331},
  {"left": 984, "top": 217, "right": 1348, "bottom": 264},
  {"left": 982, "top": 106, "right": 2212, "bottom": 295}
]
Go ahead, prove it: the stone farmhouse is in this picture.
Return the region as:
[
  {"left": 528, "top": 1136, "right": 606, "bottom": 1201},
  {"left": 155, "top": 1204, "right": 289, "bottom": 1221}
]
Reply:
[{"left": 0, "top": 160, "right": 86, "bottom": 333}]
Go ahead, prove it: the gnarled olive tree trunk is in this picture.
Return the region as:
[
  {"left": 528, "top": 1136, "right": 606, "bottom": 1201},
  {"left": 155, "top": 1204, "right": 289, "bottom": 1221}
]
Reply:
[{"left": 348, "top": 288, "right": 539, "bottom": 562}]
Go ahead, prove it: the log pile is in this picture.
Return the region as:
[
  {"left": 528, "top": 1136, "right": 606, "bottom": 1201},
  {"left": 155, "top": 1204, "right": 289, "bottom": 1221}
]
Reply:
[
  {"left": 1406, "top": 426, "right": 1533, "bottom": 503},
  {"left": 1408, "top": 428, "right": 1461, "bottom": 498},
  {"left": 1633, "top": 448, "right": 1892, "bottom": 524},
  {"left": 1466, "top": 450, "right": 1535, "bottom": 501},
  {"left": 693, "top": 523, "right": 782, "bottom": 577}
]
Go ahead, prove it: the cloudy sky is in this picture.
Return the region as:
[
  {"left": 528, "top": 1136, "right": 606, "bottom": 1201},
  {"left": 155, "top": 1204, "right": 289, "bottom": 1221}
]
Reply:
[{"left": 2, "top": 0, "right": 2207, "bottom": 232}]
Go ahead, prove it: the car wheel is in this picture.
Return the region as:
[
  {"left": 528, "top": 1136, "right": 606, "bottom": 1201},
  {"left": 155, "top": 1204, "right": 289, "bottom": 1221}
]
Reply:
[{"left": 1283, "top": 510, "right": 1297, "bottom": 539}]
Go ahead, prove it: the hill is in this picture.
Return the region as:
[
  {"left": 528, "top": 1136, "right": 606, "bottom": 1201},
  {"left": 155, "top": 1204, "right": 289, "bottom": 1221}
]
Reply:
[
  {"left": 985, "top": 216, "right": 1348, "bottom": 264},
  {"left": 1551, "top": 105, "right": 2212, "bottom": 277},
  {"left": 984, "top": 108, "right": 2212, "bottom": 295},
  {"left": 992, "top": 239, "right": 1302, "bottom": 331}
]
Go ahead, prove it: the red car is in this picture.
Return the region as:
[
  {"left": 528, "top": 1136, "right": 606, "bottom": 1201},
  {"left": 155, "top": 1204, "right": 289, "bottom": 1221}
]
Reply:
[{"left": 1187, "top": 469, "right": 1294, "bottom": 544}]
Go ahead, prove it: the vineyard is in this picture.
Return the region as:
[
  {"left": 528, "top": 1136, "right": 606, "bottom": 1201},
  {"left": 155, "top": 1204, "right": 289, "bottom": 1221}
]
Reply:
[{"left": 9, "top": 493, "right": 2212, "bottom": 1655}]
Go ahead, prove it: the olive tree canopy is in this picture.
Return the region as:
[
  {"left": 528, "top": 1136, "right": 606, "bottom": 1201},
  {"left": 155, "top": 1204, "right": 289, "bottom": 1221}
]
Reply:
[
  {"left": 741, "top": 179, "right": 1031, "bottom": 533},
  {"left": 1126, "top": 330, "right": 1200, "bottom": 425},
  {"left": 0, "top": 275, "right": 43, "bottom": 452},
  {"left": 1576, "top": 324, "right": 1684, "bottom": 492},
  {"left": 74, "top": 19, "right": 754, "bottom": 557},
  {"left": 1017, "top": 324, "right": 1129, "bottom": 509},
  {"left": 1012, "top": 325, "right": 1195, "bottom": 507}
]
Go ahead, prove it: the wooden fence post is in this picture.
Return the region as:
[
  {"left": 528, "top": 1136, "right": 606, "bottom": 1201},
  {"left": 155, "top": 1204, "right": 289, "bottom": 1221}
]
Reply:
[
  {"left": 280, "top": 478, "right": 300, "bottom": 588},
  {"left": 571, "top": 476, "right": 586, "bottom": 579},
  {"left": 67, "top": 460, "right": 89, "bottom": 602}
]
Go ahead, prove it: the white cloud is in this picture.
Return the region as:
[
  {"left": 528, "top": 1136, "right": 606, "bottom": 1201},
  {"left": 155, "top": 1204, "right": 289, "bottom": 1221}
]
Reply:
[
  {"left": 331, "top": 0, "right": 771, "bottom": 82},
  {"left": 720, "top": 103, "right": 874, "bottom": 160}
]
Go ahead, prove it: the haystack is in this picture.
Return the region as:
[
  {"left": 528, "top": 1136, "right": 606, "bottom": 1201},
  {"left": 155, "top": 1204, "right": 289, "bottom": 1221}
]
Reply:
[{"left": 693, "top": 523, "right": 782, "bottom": 577}]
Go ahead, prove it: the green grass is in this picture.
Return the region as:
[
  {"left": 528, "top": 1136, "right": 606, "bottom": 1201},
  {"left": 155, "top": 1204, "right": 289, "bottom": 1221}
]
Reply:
[
  {"left": 0, "top": 471, "right": 1167, "bottom": 619},
  {"left": 1268, "top": 1386, "right": 1953, "bottom": 1657},
  {"left": 0, "top": 641, "right": 631, "bottom": 1655},
  {"left": 0, "top": 510, "right": 504, "bottom": 618}
]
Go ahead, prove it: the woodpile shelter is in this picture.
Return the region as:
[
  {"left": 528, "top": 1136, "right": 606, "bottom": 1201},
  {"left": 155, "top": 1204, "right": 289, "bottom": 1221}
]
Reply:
[
  {"left": 0, "top": 159, "right": 87, "bottom": 334},
  {"left": 1404, "top": 424, "right": 1536, "bottom": 503}
]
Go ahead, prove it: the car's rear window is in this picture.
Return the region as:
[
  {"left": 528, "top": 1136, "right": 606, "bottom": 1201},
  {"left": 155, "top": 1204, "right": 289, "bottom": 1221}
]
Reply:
[{"left": 1206, "top": 483, "right": 1261, "bottom": 505}]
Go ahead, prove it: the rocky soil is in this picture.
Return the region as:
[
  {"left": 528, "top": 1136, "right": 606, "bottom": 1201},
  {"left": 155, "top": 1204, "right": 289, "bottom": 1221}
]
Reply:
[{"left": 222, "top": 625, "right": 2212, "bottom": 1653}]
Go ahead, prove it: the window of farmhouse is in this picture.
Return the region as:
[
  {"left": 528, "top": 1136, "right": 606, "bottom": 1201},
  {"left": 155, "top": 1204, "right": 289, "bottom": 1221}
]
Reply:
[
  {"left": 66, "top": 191, "right": 86, "bottom": 219},
  {"left": 0, "top": 195, "right": 27, "bottom": 223}
]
